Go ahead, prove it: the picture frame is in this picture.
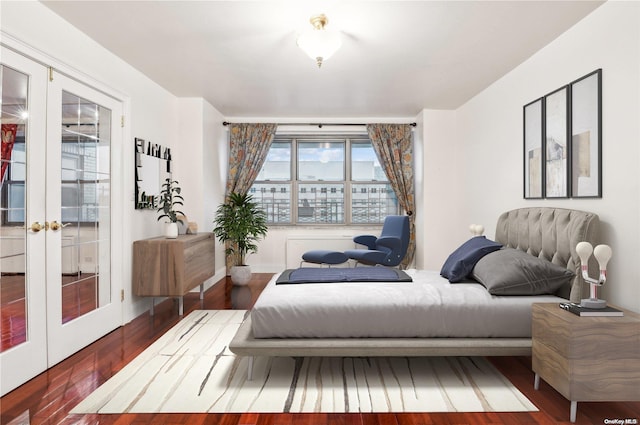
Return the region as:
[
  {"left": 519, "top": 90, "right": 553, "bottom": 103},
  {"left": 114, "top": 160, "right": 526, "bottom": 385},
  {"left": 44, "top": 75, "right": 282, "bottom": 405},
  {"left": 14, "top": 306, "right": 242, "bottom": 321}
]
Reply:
[
  {"left": 544, "top": 86, "right": 570, "bottom": 198},
  {"left": 523, "top": 98, "right": 544, "bottom": 199},
  {"left": 570, "top": 69, "right": 602, "bottom": 198}
]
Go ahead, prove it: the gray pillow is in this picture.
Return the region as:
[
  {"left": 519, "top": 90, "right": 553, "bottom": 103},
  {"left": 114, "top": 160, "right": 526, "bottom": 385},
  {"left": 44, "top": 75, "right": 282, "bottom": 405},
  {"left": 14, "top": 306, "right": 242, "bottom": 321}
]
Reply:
[{"left": 471, "top": 248, "right": 574, "bottom": 295}]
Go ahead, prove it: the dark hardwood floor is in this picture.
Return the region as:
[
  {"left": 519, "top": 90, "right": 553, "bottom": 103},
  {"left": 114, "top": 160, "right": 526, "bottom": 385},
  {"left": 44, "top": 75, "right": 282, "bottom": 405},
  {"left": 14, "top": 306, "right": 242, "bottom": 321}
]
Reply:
[{"left": 1, "top": 273, "right": 638, "bottom": 425}]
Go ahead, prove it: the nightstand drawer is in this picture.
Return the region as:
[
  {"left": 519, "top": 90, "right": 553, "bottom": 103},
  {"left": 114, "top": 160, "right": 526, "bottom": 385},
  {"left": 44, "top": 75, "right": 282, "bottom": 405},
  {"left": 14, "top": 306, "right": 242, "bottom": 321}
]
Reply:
[{"left": 532, "top": 340, "right": 570, "bottom": 398}]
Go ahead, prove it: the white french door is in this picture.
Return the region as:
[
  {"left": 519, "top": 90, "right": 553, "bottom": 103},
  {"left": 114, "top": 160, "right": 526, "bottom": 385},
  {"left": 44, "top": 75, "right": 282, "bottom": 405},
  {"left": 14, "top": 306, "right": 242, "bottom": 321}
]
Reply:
[
  {"left": 0, "top": 47, "right": 49, "bottom": 397},
  {"left": 1, "top": 46, "right": 123, "bottom": 395},
  {"left": 44, "top": 71, "right": 122, "bottom": 366}
]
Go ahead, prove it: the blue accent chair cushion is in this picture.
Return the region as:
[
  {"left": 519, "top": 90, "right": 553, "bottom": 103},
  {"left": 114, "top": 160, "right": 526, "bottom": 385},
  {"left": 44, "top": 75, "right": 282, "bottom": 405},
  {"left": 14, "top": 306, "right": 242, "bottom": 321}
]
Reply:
[
  {"left": 344, "top": 215, "right": 410, "bottom": 267},
  {"left": 302, "top": 250, "right": 349, "bottom": 265},
  {"left": 440, "top": 236, "right": 503, "bottom": 283}
]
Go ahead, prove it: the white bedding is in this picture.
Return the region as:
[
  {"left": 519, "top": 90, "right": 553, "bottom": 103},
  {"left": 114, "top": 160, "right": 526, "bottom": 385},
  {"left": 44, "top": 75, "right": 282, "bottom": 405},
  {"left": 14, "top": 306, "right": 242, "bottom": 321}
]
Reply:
[{"left": 251, "top": 269, "right": 565, "bottom": 338}]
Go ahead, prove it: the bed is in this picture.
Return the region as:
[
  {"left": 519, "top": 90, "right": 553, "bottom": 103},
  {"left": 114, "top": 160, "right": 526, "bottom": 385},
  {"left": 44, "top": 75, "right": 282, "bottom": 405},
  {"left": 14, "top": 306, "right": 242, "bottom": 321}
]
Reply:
[{"left": 229, "top": 207, "right": 600, "bottom": 375}]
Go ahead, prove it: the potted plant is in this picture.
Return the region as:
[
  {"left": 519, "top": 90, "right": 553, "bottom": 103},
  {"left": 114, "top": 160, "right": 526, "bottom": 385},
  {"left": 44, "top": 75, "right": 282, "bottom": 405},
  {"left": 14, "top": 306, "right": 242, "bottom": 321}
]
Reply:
[
  {"left": 213, "top": 192, "right": 268, "bottom": 285},
  {"left": 157, "top": 177, "right": 185, "bottom": 238}
]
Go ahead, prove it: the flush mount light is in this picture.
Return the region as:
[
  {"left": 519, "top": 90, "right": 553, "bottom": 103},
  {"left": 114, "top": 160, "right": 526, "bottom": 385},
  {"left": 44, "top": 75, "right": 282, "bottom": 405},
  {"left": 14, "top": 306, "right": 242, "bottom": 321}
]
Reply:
[{"left": 296, "top": 14, "right": 342, "bottom": 68}]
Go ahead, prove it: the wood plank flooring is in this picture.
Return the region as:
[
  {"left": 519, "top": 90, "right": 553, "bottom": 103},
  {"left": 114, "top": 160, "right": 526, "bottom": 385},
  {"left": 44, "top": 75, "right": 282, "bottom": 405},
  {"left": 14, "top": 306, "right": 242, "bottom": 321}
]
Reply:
[{"left": 1, "top": 273, "right": 638, "bottom": 425}]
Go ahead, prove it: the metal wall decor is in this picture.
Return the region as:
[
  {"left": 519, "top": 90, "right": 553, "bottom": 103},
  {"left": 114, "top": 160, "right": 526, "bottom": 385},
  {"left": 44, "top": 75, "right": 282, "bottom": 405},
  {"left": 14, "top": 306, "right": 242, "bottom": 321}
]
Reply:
[
  {"left": 522, "top": 69, "right": 602, "bottom": 199},
  {"left": 134, "top": 137, "right": 172, "bottom": 209}
]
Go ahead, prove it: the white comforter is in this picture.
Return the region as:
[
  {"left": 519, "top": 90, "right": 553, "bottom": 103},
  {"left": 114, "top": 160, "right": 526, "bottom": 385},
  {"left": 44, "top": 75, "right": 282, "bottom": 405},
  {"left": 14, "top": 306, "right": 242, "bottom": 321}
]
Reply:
[{"left": 251, "top": 269, "right": 565, "bottom": 338}]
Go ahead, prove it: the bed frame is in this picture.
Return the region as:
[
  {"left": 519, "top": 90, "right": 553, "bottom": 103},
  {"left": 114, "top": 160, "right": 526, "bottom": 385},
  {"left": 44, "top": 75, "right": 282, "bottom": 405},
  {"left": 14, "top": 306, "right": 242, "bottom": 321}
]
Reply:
[{"left": 230, "top": 207, "right": 600, "bottom": 378}]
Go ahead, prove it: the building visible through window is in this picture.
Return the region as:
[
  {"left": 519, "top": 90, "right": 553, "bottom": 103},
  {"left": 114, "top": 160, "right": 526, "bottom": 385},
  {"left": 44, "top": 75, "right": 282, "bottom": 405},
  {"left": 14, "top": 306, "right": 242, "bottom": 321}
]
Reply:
[{"left": 250, "top": 134, "right": 399, "bottom": 225}]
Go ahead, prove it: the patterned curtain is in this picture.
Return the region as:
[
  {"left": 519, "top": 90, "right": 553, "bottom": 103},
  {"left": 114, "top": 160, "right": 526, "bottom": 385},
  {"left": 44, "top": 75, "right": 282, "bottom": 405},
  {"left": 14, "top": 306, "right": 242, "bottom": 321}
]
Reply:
[
  {"left": 366, "top": 123, "right": 415, "bottom": 268},
  {"left": 223, "top": 123, "right": 277, "bottom": 270},
  {"left": 1, "top": 124, "right": 18, "bottom": 183}
]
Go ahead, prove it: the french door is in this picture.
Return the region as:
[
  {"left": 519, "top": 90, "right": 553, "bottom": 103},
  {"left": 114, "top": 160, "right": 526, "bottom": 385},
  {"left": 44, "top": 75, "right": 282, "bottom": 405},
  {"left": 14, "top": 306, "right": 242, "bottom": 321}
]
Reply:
[{"left": 1, "top": 46, "right": 123, "bottom": 395}]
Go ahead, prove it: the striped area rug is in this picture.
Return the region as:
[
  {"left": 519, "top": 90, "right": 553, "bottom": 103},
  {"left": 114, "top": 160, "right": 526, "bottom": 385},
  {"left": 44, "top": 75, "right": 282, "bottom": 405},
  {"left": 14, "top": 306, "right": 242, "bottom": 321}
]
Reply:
[{"left": 71, "top": 310, "right": 537, "bottom": 414}]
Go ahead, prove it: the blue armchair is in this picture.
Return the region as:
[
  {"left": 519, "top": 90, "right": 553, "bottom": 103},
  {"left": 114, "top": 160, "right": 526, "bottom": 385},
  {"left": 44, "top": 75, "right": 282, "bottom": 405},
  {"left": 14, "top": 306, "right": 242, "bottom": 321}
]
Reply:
[{"left": 344, "top": 215, "right": 410, "bottom": 267}]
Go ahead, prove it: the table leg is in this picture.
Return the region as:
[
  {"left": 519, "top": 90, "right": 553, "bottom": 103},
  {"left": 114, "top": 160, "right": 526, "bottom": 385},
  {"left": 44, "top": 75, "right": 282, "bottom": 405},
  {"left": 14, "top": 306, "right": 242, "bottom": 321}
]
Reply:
[
  {"left": 534, "top": 373, "right": 540, "bottom": 390},
  {"left": 150, "top": 298, "right": 155, "bottom": 316},
  {"left": 178, "top": 296, "right": 184, "bottom": 316},
  {"left": 570, "top": 400, "right": 577, "bottom": 423},
  {"left": 199, "top": 283, "right": 204, "bottom": 300}
]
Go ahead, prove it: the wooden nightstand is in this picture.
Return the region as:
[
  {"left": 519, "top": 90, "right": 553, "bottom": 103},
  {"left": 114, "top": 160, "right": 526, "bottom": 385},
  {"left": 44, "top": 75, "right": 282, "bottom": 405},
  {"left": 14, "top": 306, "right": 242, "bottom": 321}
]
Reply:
[{"left": 532, "top": 303, "right": 640, "bottom": 422}]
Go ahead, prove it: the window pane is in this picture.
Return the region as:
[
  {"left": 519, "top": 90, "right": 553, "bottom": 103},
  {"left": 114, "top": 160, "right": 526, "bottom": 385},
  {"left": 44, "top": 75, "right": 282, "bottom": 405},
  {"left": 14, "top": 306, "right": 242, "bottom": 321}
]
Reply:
[
  {"left": 6, "top": 142, "right": 26, "bottom": 223},
  {"left": 298, "top": 141, "right": 344, "bottom": 181},
  {"left": 298, "top": 183, "right": 344, "bottom": 224},
  {"left": 250, "top": 183, "right": 291, "bottom": 224},
  {"left": 256, "top": 141, "right": 290, "bottom": 181},
  {"left": 9, "top": 143, "right": 26, "bottom": 180},
  {"left": 7, "top": 183, "right": 25, "bottom": 223},
  {"left": 351, "top": 183, "right": 398, "bottom": 224},
  {"left": 351, "top": 142, "right": 387, "bottom": 181}
]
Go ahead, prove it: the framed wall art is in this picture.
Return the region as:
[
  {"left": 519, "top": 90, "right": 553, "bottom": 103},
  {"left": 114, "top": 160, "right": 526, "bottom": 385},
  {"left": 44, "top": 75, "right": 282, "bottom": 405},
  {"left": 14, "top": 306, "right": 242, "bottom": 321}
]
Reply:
[
  {"left": 570, "top": 69, "right": 602, "bottom": 198},
  {"left": 523, "top": 98, "right": 544, "bottom": 199},
  {"left": 522, "top": 68, "right": 602, "bottom": 200},
  {"left": 544, "top": 86, "right": 569, "bottom": 198}
]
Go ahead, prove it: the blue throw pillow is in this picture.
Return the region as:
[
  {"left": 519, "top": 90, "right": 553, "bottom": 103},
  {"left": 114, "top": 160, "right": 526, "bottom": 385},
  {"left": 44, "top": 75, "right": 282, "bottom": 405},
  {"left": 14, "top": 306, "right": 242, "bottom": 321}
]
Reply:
[{"left": 440, "top": 236, "right": 503, "bottom": 283}]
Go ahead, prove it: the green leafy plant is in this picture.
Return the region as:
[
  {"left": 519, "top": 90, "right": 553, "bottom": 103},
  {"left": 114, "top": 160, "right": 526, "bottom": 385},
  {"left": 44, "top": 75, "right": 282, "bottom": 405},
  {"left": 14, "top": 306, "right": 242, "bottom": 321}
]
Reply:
[
  {"left": 213, "top": 192, "right": 268, "bottom": 266},
  {"left": 156, "top": 178, "right": 185, "bottom": 224}
]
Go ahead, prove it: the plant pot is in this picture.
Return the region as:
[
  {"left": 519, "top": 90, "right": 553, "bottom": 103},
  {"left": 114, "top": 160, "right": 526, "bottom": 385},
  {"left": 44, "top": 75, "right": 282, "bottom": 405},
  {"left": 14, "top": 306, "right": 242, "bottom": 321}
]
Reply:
[
  {"left": 165, "top": 222, "right": 178, "bottom": 239},
  {"left": 230, "top": 265, "right": 251, "bottom": 286}
]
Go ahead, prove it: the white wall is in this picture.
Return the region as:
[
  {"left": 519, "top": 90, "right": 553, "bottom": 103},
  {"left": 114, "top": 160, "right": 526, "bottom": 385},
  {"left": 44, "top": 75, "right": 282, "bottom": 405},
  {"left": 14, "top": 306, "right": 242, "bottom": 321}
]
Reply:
[
  {"left": 417, "top": 109, "right": 465, "bottom": 270},
  {"left": 1, "top": 1, "right": 226, "bottom": 322},
  {"left": 436, "top": 1, "right": 640, "bottom": 311},
  {"left": 412, "top": 114, "right": 425, "bottom": 269},
  {"left": 203, "top": 102, "right": 229, "bottom": 280}
]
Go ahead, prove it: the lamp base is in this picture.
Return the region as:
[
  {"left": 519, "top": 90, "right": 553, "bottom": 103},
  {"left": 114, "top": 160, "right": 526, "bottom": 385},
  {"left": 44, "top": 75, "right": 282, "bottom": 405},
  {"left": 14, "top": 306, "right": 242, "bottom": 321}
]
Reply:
[{"left": 581, "top": 298, "right": 607, "bottom": 309}]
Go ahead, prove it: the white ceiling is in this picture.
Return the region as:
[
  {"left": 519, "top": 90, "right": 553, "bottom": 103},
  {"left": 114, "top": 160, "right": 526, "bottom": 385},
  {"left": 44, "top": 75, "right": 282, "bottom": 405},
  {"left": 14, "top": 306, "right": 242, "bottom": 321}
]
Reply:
[{"left": 42, "top": 1, "right": 604, "bottom": 118}]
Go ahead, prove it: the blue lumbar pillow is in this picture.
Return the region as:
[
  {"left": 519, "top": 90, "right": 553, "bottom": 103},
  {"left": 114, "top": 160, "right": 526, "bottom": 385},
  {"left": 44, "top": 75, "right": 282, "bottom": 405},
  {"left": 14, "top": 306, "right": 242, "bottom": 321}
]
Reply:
[{"left": 440, "top": 236, "right": 503, "bottom": 283}]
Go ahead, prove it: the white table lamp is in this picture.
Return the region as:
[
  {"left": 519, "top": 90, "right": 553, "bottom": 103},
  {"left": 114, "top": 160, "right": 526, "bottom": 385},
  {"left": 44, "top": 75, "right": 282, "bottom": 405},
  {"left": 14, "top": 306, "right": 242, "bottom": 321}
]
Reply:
[{"left": 576, "top": 241, "right": 612, "bottom": 309}]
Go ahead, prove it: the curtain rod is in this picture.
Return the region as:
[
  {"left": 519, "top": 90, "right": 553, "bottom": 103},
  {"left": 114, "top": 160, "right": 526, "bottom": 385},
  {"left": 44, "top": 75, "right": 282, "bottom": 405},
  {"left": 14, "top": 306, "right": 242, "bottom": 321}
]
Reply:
[{"left": 222, "top": 121, "right": 417, "bottom": 128}]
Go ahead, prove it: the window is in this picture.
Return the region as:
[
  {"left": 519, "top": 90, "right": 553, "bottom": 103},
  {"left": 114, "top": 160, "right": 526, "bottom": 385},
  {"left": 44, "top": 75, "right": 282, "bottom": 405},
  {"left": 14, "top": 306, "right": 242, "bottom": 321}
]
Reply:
[
  {"left": 2, "top": 115, "right": 109, "bottom": 226},
  {"left": 250, "top": 135, "right": 399, "bottom": 225},
  {"left": 2, "top": 135, "right": 26, "bottom": 224}
]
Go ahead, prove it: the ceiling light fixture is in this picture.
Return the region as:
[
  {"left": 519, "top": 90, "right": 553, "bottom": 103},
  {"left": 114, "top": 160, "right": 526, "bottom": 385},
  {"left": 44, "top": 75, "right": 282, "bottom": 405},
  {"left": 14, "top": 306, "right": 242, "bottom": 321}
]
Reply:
[{"left": 296, "top": 14, "right": 342, "bottom": 68}]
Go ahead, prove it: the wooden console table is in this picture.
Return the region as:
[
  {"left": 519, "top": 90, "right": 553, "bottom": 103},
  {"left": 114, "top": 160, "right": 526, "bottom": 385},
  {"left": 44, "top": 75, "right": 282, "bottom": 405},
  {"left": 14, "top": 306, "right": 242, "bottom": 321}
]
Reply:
[{"left": 132, "top": 233, "right": 215, "bottom": 315}]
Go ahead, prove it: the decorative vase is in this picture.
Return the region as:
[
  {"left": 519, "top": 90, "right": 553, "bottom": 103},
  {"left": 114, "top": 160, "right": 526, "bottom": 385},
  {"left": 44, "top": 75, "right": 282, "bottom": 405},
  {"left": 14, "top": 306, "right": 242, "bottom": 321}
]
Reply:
[
  {"left": 165, "top": 222, "right": 178, "bottom": 239},
  {"left": 230, "top": 265, "right": 252, "bottom": 285}
]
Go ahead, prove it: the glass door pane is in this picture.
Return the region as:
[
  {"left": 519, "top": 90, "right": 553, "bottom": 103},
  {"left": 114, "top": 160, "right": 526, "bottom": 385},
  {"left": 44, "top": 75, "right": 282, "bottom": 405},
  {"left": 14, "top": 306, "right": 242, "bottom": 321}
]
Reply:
[
  {"left": 59, "top": 91, "right": 111, "bottom": 324},
  {"left": 0, "top": 65, "right": 29, "bottom": 352}
]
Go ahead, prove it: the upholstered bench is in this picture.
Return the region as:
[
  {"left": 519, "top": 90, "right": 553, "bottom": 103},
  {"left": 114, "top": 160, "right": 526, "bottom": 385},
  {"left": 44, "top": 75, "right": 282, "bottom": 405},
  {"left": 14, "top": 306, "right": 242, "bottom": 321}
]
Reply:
[{"left": 301, "top": 250, "right": 349, "bottom": 266}]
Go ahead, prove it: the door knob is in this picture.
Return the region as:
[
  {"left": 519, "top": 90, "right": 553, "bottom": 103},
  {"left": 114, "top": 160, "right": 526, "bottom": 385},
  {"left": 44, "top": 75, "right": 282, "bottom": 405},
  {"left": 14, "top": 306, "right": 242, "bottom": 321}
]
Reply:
[
  {"left": 50, "top": 221, "right": 61, "bottom": 231},
  {"left": 30, "top": 222, "right": 44, "bottom": 232}
]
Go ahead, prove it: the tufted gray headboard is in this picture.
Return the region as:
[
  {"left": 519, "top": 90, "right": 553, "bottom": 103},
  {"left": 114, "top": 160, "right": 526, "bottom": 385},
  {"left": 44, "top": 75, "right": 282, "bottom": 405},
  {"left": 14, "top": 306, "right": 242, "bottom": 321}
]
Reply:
[{"left": 495, "top": 207, "right": 600, "bottom": 302}]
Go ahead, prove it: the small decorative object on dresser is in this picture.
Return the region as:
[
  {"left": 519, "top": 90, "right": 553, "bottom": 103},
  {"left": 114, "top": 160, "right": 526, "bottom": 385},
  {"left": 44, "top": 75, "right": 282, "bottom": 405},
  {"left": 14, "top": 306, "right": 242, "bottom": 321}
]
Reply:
[
  {"left": 575, "top": 241, "right": 612, "bottom": 308},
  {"left": 187, "top": 221, "right": 198, "bottom": 234},
  {"left": 156, "top": 177, "right": 185, "bottom": 239},
  {"left": 532, "top": 303, "right": 640, "bottom": 423}
]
